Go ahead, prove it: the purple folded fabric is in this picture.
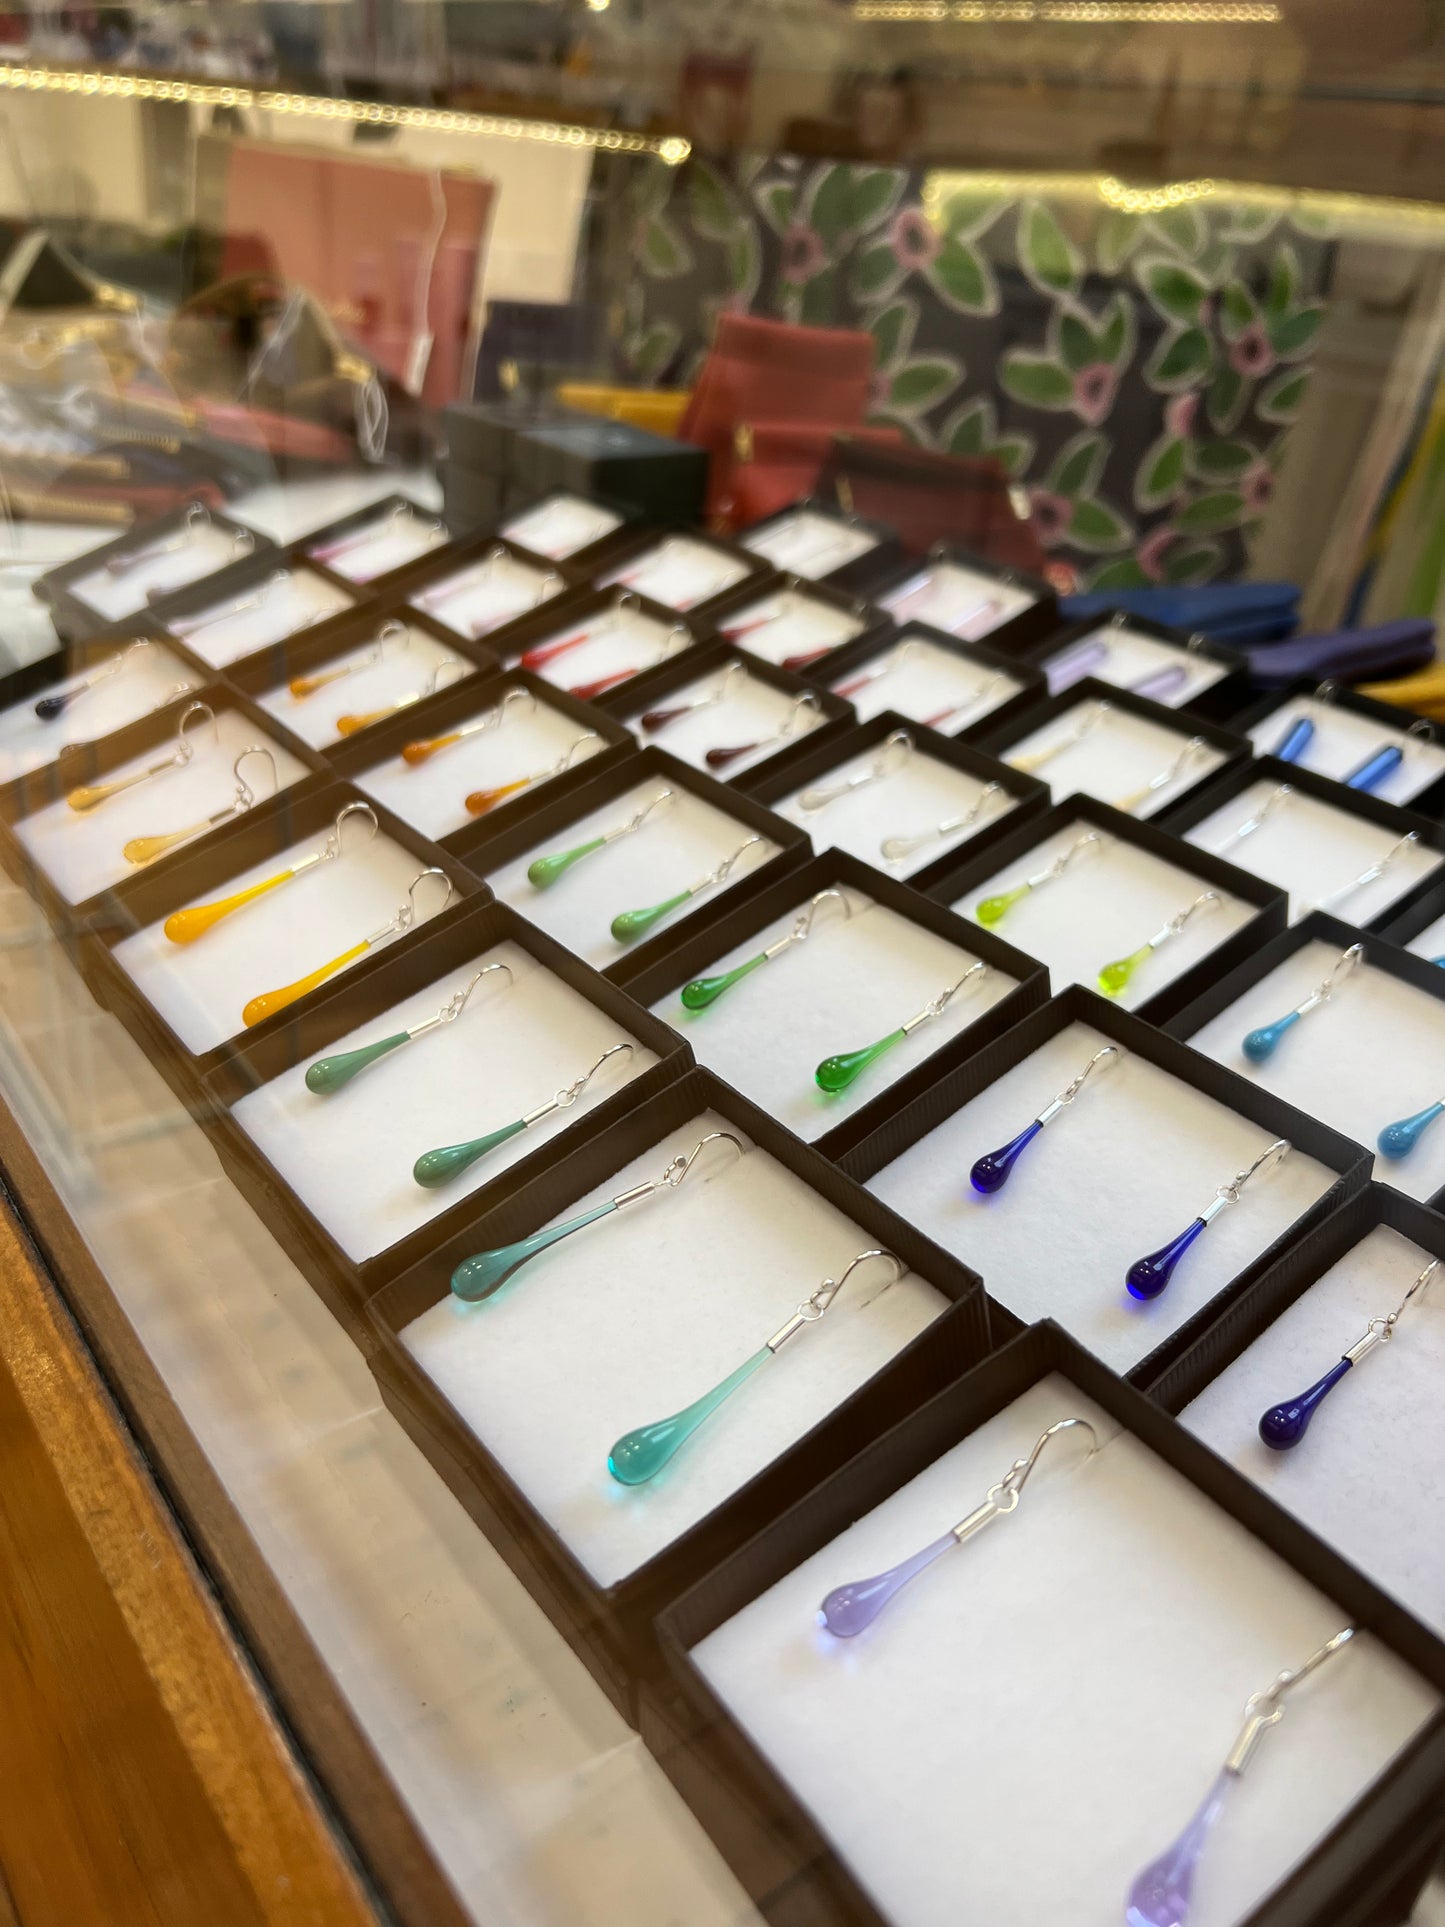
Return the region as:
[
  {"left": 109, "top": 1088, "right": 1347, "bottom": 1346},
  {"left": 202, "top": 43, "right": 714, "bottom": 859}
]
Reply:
[{"left": 1247, "top": 619, "right": 1436, "bottom": 689}]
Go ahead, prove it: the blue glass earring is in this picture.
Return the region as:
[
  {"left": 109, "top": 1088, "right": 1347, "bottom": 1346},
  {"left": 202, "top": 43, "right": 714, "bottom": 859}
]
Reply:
[
  {"left": 1309, "top": 831, "right": 1419, "bottom": 918},
  {"left": 1125, "top": 1138, "right": 1290, "bottom": 1301},
  {"left": 1109, "top": 736, "right": 1211, "bottom": 816},
  {"left": 412, "top": 1041, "right": 635, "bottom": 1188},
  {"left": 607, "top": 1250, "right": 901, "bottom": 1487},
  {"left": 1269, "top": 714, "right": 1315, "bottom": 763},
  {"left": 970, "top": 1043, "right": 1122, "bottom": 1195},
  {"left": 1125, "top": 1629, "right": 1355, "bottom": 1927},
  {"left": 1097, "top": 889, "right": 1220, "bottom": 999},
  {"left": 1242, "top": 942, "right": 1364, "bottom": 1064},
  {"left": 1344, "top": 742, "right": 1403, "bottom": 792},
  {"left": 1259, "top": 1258, "right": 1438, "bottom": 1449},
  {"left": 448, "top": 1130, "right": 742, "bottom": 1303}
]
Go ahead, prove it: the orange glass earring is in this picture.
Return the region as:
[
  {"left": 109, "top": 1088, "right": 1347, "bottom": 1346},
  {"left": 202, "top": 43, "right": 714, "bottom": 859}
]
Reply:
[{"left": 163, "top": 802, "right": 379, "bottom": 944}]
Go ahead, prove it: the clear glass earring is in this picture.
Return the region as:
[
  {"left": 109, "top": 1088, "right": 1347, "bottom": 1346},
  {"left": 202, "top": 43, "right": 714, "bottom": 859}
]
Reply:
[
  {"left": 879, "top": 782, "right": 1007, "bottom": 863},
  {"left": 1309, "top": 831, "right": 1418, "bottom": 917},
  {"left": 794, "top": 728, "right": 913, "bottom": 814},
  {"left": 1109, "top": 736, "right": 1211, "bottom": 815},
  {"left": 1006, "top": 698, "right": 1111, "bottom": 775}
]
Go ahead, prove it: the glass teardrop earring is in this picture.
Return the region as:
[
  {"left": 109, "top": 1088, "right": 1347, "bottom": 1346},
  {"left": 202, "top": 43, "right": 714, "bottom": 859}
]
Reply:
[
  {"left": 816, "top": 961, "right": 989, "bottom": 1094},
  {"left": 608, "top": 1251, "right": 902, "bottom": 1487},
  {"left": 878, "top": 781, "right": 1007, "bottom": 865},
  {"left": 166, "top": 801, "right": 378, "bottom": 945},
  {"left": 1206, "top": 781, "right": 1294, "bottom": 856},
  {"left": 569, "top": 623, "right": 690, "bottom": 703},
  {"left": 1259, "top": 1258, "right": 1438, "bottom": 1449},
  {"left": 1005, "top": 697, "right": 1111, "bottom": 775},
  {"left": 104, "top": 501, "right": 212, "bottom": 576},
  {"left": 969, "top": 1044, "right": 1122, "bottom": 1195},
  {"left": 1309, "top": 831, "right": 1419, "bottom": 918},
  {"left": 1108, "top": 735, "right": 1212, "bottom": 815},
  {"left": 515, "top": 588, "right": 639, "bottom": 672},
  {"left": 1268, "top": 713, "right": 1315, "bottom": 762},
  {"left": 526, "top": 788, "right": 676, "bottom": 889},
  {"left": 398, "top": 683, "right": 534, "bottom": 765},
  {"left": 680, "top": 887, "right": 853, "bottom": 1011},
  {"left": 705, "top": 691, "right": 821, "bottom": 772},
  {"left": 123, "top": 744, "right": 277, "bottom": 867},
  {"left": 817, "top": 1418, "right": 1098, "bottom": 1637},
  {"left": 35, "top": 637, "right": 163, "bottom": 720},
  {"left": 830, "top": 638, "right": 922, "bottom": 705},
  {"left": 1241, "top": 942, "right": 1363, "bottom": 1063},
  {"left": 610, "top": 833, "right": 764, "bottom": 943},
  {"left": 1098, "top": 889, "right": 1220, "bottom": 998},
  {"left": 973, "top": 828, "right": 1107, "bottom": 928},
  {"left": 1125, "top": 1138, "right": 1290, "bottom": 1301},
  {"left": 792, "top": 728, "right": 914, "bottom": 815},
  {"left": 919, "top": 668, "right": 1012, "bottom": 733},
  {"left": 289, "top": 617, "right": 410, "bottom": 699},
  {"left": 464, "top": 731, "right": 601, "bottom": 817},
  {"left": 335, "top": 651, "right": 468, "bottom": 736},
  {"left": 638, "top": 660, "right": 746, "bottom": 736},
  {"left": 412, "top": 1042, "right": 635, "bottom": 1188},
  {"left": 64, "top": 699, "right": 216, "bottom": 813},
  {"left": 304, "top": 959, "right": 512, "bottom": 1094}
]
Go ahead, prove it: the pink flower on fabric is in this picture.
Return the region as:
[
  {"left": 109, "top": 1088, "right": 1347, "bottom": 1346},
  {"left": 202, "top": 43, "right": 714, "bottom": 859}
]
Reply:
[
  {"left": 1242, "top": 460, "right": 1275, "bottom": 512},
  {"left": 781, "top": 222, "right": 827, "bottom": 285},
  {"left": 1045, "top": 559, "right": 1081, "bottom": 595},
  {"left": 1073, "top": 363, "right": 1118, "bottom": 427},
  {"left": 889, "top": 207, "right": 941, "bottom": 272},
  {"left": 1165, "top": 393, "right": 1198, "bottom": 439},
  {"left": 1028, "top": 488, "right": 1073, "bottom": 545},
  {"left": 1230, "top": 324, "right": 1275, "bottom": 379},
  {"left": 1137, "top": 523, "right": 1177, "bottom": 582}
]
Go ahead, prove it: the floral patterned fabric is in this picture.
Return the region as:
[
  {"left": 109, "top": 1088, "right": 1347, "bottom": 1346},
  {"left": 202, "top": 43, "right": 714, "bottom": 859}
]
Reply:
[{"left": 620, "top": 155, "right": 1334, "bottom": 592}]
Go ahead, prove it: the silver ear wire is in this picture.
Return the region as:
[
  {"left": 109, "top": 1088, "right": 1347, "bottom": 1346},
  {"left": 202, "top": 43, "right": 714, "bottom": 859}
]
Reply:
[
  {"left": 230, "top": 744, "right": 277, "bottom": 810},
  {"left": 766, "top": 1249, "right": 903, "bottom": 1351}
]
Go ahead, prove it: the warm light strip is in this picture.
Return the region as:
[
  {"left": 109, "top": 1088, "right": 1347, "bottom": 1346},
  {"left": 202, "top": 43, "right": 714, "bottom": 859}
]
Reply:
[
  {"left": 855, "top": 0, "right": 1281, "bottom": 16},
  {"left": 0, "top": 63, "right": 692, "bottom": 163}
]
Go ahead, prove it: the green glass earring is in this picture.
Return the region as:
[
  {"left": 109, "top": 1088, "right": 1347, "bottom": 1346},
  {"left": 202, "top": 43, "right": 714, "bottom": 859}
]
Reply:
[
  {"left": 974, "top": 829, "right": 1107, "bottom": 927},
  {"left": 304, "top": 959, "right": 513, "bottom": 1094},
  {"left": 607, "top": 1250, "right": 902, "bottom": 1486},
  {"left": 1098, "top": 888, "right": 1220, "bottom": 997},
  {"left": 680, "top": 886, "right": 853, "bottom": 1011},
  {"left": 449, "top": 1130, "right": 743, "bottom": 1302},
  {"left": 526, "top": 787, "right": 675, "bottom": 889},
  {"left": 816, "top": 959, "right": 989, "bottom": 1093},
  {"left": 611, "top": 833, "right": 764, "bottom": 943},
  {"left": 412, "top": 1041, "right": 635, "bottom": 1188}
]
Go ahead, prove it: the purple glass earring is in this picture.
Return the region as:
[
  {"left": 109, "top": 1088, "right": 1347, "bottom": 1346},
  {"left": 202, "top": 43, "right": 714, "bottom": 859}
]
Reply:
[
  {"left": 816, "top": 1417, "right": 1098, "bottom": 1639},
  {"left": 1125, "top": 1138, "right": 1290, "bottom": 1301},
  {"left": 969, "top": 1044, "right": 1122, "bottom": 1195}
]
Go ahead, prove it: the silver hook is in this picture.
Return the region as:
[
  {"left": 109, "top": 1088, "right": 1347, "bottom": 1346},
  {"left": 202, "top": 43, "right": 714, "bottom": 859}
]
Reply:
[
  {"left": 105, "top": 502, "right": 210, "bottom": 574},
  {"left": 171, "top": 567, "right": 290, "bottom": 638},
  {"left": 607, "top": 788, "right": 677, "bottom": 845},
  {"left": 356, "top": 868, "right": 455, "bottom": 950},
  {"left": 786, "top": 887, "right": 854, "bottom": 950},
  {"left": 1288, "top": 941, "right": 1365, "bottom": 1024},
  {"left": 1009, "top": 698, "right": 1112, "bottom": 775},
  {"left": 1348, "top": 1256, "right": 1441, "bottom": 1364},
  {"left": 408, "top": 961, "right": 514, "bottom": 1041},
  {"left": 1111, "top": 736, "right": 1212, "bottom": 815},
  {"left": 880, "top": 782, "right": 1007, "bottom": 862},
  {"left": 1038, "top": 1045, "right": 1124, "bottom": 1127},
  {"left": 766, "top": 1249, "right": 904, "bottom": 1352},
  {"left": 230, "top": 745, "right": 277, "bottom": 811},
  {"left": 901, "top": 960, "right": 989, "bottom": 1033},
  {"left": 559, "top": 730, "right": 603, "bottom": 771},
  {"left": 1029, "top": 828, "right": 1108, "bottom": 888},
  {"left": 524, "top": 1042, "right": 636, "bottom": 1125},
  {"left": 1224, "top": 1628, "right": 1354, "bottom": 1777},
  {"left": 836, "top": 638, "right": 922, "bottom": 696},
  {"left": 1408, "top": 718, "right": 1436, "bottom": 744},
  {"left": 797, "top": 727, "right": 915, "bottom": 812},
  {"left": 702, "top": 834, "right": 764, "bottom": 890},
  {"left": 1161, "top": 889, "right": 1222, "bottom": 940},
  {"left": 949, "top": 1418, "right": 1100, "bottom": 1540},
  {"left": 1314, "top": 680, "right": 1341, "bottom": 705},
  {"left": 611, "top": 1130, "right": 746, "bottom": 1212},
  {"left": 1213, "top": 782, "right": 1294, "bottom": 850},
  {"left": 1313, "top": 831, "right": 1420, "bottom": 914},
  {"left": 322, "top": 800, "right": 380, "bottom": 861},
  {"left": 1207, "top": 1138, "right": 1291, "bottom": 1218},
  {"left": 175, "top": 700, "right": 218, "bottom": 762}
]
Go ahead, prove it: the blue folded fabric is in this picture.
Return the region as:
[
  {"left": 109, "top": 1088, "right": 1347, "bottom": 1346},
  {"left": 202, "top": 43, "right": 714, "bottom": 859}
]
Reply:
[
  {"left": 1060, "top": 582, "right": 1301, "bottom": 643},
  {"left": 1245, "top": 618, "right": 1436, "bottom": 688}
]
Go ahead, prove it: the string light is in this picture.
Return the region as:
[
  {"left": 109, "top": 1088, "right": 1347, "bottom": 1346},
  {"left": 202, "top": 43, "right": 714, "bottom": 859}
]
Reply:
[{"left": 1099, "top": 175, "right": 1215, "bottom": 212}]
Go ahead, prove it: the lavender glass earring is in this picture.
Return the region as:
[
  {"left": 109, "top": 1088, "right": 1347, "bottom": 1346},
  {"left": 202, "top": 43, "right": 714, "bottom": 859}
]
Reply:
[
  {"left": 1310, "top": 831, "right": 1419, "bottom": 917},
  {"left": 1043, "top": 635, "right": 1109, "bottom": 695},
  {"left": 1129, "top": 663, "right": 1189, "bottom": 703},
  {"left": 1242, "top": 942, "right": 1363, "bottom": 1063},
  {"left": 680, "top": 887, "right": 852, "bottom": 1010},
  {"left": 970, "top": 1044, "right": 1122, "bottom": 1194},
  {"left": 448, "top": 1130, "right": 743, "bottom": 1302},
  {"left": 1125, "top": 1139, "right": 1290, "bottom": 1301},
  {"left": 1098, "top": 890, "right": 1221, "bottom": 998},
  {"left": 973, "top": 829, "right": 1108, "bottom": 928},
  {"left": 1125, "top": 1628, "right": 1355, "bottom": 1927},
  {"left": 817, "top": 1418, "right": 1098, "bottom": 1637},
  {"left": 879, "top": 782, "right": 1007, "bottom": 863},
  {"left": 608, "top": 1250, "right": 902, "bottom": 1487},
  {"left": 816, "top": 961, "right": 989, "bottom": 1093},
  {"left": 794, "top": 727, "right": 914, "bottom": 814},
  {"left": 610, "top": 834, "right": 764, "bottom": 942},
  {"left": 1259, "top": 1258, "right": 1438, "bottom": 1448},
  {"left": 1109, "top": 737, "right": 1212, "bottom": 816},
  {"left": 1006, "top": 698, "right": 1111, "bottom": 776}
]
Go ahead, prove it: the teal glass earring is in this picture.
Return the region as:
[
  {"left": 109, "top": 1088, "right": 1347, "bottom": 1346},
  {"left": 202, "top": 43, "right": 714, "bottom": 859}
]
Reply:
[
  {"left": 610, "top": 833, "right": 764, "bottom": 942},
  {"left": 412, "top": 1041, "right": 635, "bottom": 1188},
  {"left": 449, "top": 1129, "right": 743, "bottom": 1302},
  {"left": 304, "top": 959, "right": 513, "bottom": 1094},
  {"left": 606, "top": 1249, "right": 902, "bottom": 1487},
  {"left": 1242, "top": 942, "right": 1364, "bottom": 1063},
  {"left": 794, "top": 727, "right": 914, "bottom": 815},
  {"left": 1309, "top": 831, "right": 1419, "bottom": 918},
  {"left": 1109, "top": 735, "right": 1211, "bottom": 815},
  {"left": 527, "top": 787, "right": 676, "bottom": 889},
  {"left": 878, "top": 782, "right": 1007, "bottom": 864},
  {"left": 1098, "top": 889, "right": 1220, "bottom": 998},
  {"left": 680, "top": 886, "right": 853, "bottom": 1010},
  {"left": 1379, "top": 1078, "right": 1445, "bottom": 1160},
  {"left": 816, "top": 960, "right": 989, "bottom": 1094}
]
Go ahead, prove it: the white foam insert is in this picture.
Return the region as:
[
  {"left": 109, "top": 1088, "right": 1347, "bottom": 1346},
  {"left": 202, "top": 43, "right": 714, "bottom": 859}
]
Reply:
[
  {"left": 253, "top": 621, "right": 472, "bottom": 753},
  {"left": 599, "top": 536, "right": 751, "bottom": 611},
  {"left": 830, "top": 628, "right": 1026, "bottom": 733},
  {"left": 356, "top": 690, "right": 607, "bottom": 842},
  {"left": 168, "top": 565, "right": 356, "bottom": 669},
  {"left": 1404, "top": 911, "right": 1445, "bottom": 967},
  {"left": 771, "top": 741, "right": 1026, "bottom": 882},
  {"left": 506, "top": 601, "right": 690, "bottom": 696},
  {"left": 0, "top": 640, "right": 200, "bottom": 785},
  {"left": 1182, "top": 1224, "right": 1445, "bottom": 1636},
  {"left": 950, "top": 818, "right": 1256, "bottom": 1008},
  {"left": 233, "top": 939, "right": 659, "bottom": 1265},
  {"left": 69, "top": 520, "right": 256, "bottom": 622},
  {"left": 112, "top": 823, "right": 442, "bottom": 1055},
  {"left": 411, "top": 550, "right": 564, "bottom": 642},
  {"left": 485, "top": 777, "right": 781, "bottom": 971},
  {"left": 1184, "top": 939, "right": 1445, "bottom": 1199},
  {"left": 1003, "top": 700, "right": 1229, "bottom": 820},
  {"left": 401, "top": 1106, "right": 949, "bottom": 1588},
  {"left": 307, "top": 505, "right": 446, "bottom": 583},
  {"left": 634, "top": 667, "right": 826, "bottom": 780},
  {"left": 866, "top": 1019, "right": 1335, "bottom": 1373},
  {"left": 740, "top": 511, "right": 879, "bottom": 579},
  {"left": 500, "top": 493, "right": 623, "bottom": 560},
  {"left": 1183, "top": 780, "right": 1444, "bottom": 925},
  {"left": 716, "top": 586, "right": 866, "bottom": 668},
  {"left": 654, "top": 889, "right": 1018, "bottom": 1143},
  {"left": 694, "top": 1372, "right": 1437, "bottom": 1927},
  {"left": 1246, "top": 697, "right": 1445, "bottom": 809},
  {"left": 1045, "top": 622, "right": 1230, "bottom": 706},
  {"left": 880, "top": 561, "right": 1035, "bottom": 640},
  {"left": 15, "top": 709, "right": 312, "bottom": 908}
]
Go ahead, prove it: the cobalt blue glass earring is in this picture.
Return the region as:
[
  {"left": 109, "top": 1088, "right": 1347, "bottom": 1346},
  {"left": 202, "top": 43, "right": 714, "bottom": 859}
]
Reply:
[
  {"left": 969, "top": 1044, "right": 1121, "bottom": 1195},
  {"left": 1242, "top": 942, "right": 1364, "bottom": 1063},
  {"left": 1269, "top": 713, "right": 1315, "bottom": 763},
  {"left": 1258, "top": 1258, "right": 1438, "bottom": 1449},
  {"left": 1125, "top": 1138, "right": 1290, "bottom": 1301}
]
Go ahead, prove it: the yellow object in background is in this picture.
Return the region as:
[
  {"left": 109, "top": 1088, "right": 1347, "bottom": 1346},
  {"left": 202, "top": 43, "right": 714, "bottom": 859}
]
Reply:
[
  {"left": 1360, "top": 662, "right": 1445, "bottom": 720},
  {"left": 555, "top": 382, "right": 691, "bottom": 437}
]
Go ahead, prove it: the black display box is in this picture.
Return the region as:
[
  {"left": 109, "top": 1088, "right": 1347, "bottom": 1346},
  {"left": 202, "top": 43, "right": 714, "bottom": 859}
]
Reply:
[
  {"left": 511, "top": 413, "right": 708, "bottom": 526},
  {"left": 452, "top": 743, "right": 812, "bottom": 979},
  {"left": 579, "top": 524, "right": 774, "bottom": 622},
  {"left": 0, "top": 681, "right": 332, "bottom": 952},
  {"left": 295, "top": 492, "right": 456, "bottom": 597},
  {"left": 1155, "top": 754, "right": 1445, "bottom": 936},
  {"left": 363, "top": 1063, "right": 995, "bottom": 1723},
  {"left": 595, "top": 638, "right": 856, "bottom": 783},
  {"left": 1228, "top": 680, "right": 1445, "bottom": 821},
  {"left": 646, "top": 1317, "right": 1445, "bottom": 1927},
  {"left": 918, "top": 791, "right": 1290, "bottom": 1026},
  {"left": 868, "top": 541, "right": 1060, "bottom": 659},
  {"left": 33, "top": 500, "right": 274, "bottom": 641},
  {"left": 198, "top": 895, "right": 691, "bottom": 1341},
  {"left": 1026, "top": 608, "right": 1251, "bottom": 726},
  {"left": 386, "top": 529, "right": 579, "bottom": 645},
  {"left": 735, "top": 498, "right": 906, "bottom": 599},
  {"left": 496, "top": 488, "right": 643, "bottom": 575},
  {"left": 837, "top": 980, "right": 1369, "bottom": 1386},
  {"left": 610, "top": 845, "right": 1052, "bottom": 1162},
  {"left": 443, "top": 396, "right": 554, "bottom": 478},
  {"left": 141, "top": 543, "right": 369, "bottom": 678},
  {"left": 700, "top": 571, "right": 892, "bottom": 676},
  {"left": 440, "top": 457, "right": 503, "bottom": 539},
  {"left": 974, "top": 673, "right": 1253, "bottom": 817},
  {"left": 741, "top": 708, "right": 1051, "bottom": 895},
  {"left": 75, "top": 777, "right": 484, "bottom": 1109},
  {"left": 1378, "top": 865, "right": 1445, "bottom": 957},
  {"left": 322, "top": 665, "right": 637, "bottom": 855},
  {"left": 797, "top": 616, "right": 1048, "bottom": 746},
  {"left": 0, "top": 625, "right": 212, "bottom": 742}
]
